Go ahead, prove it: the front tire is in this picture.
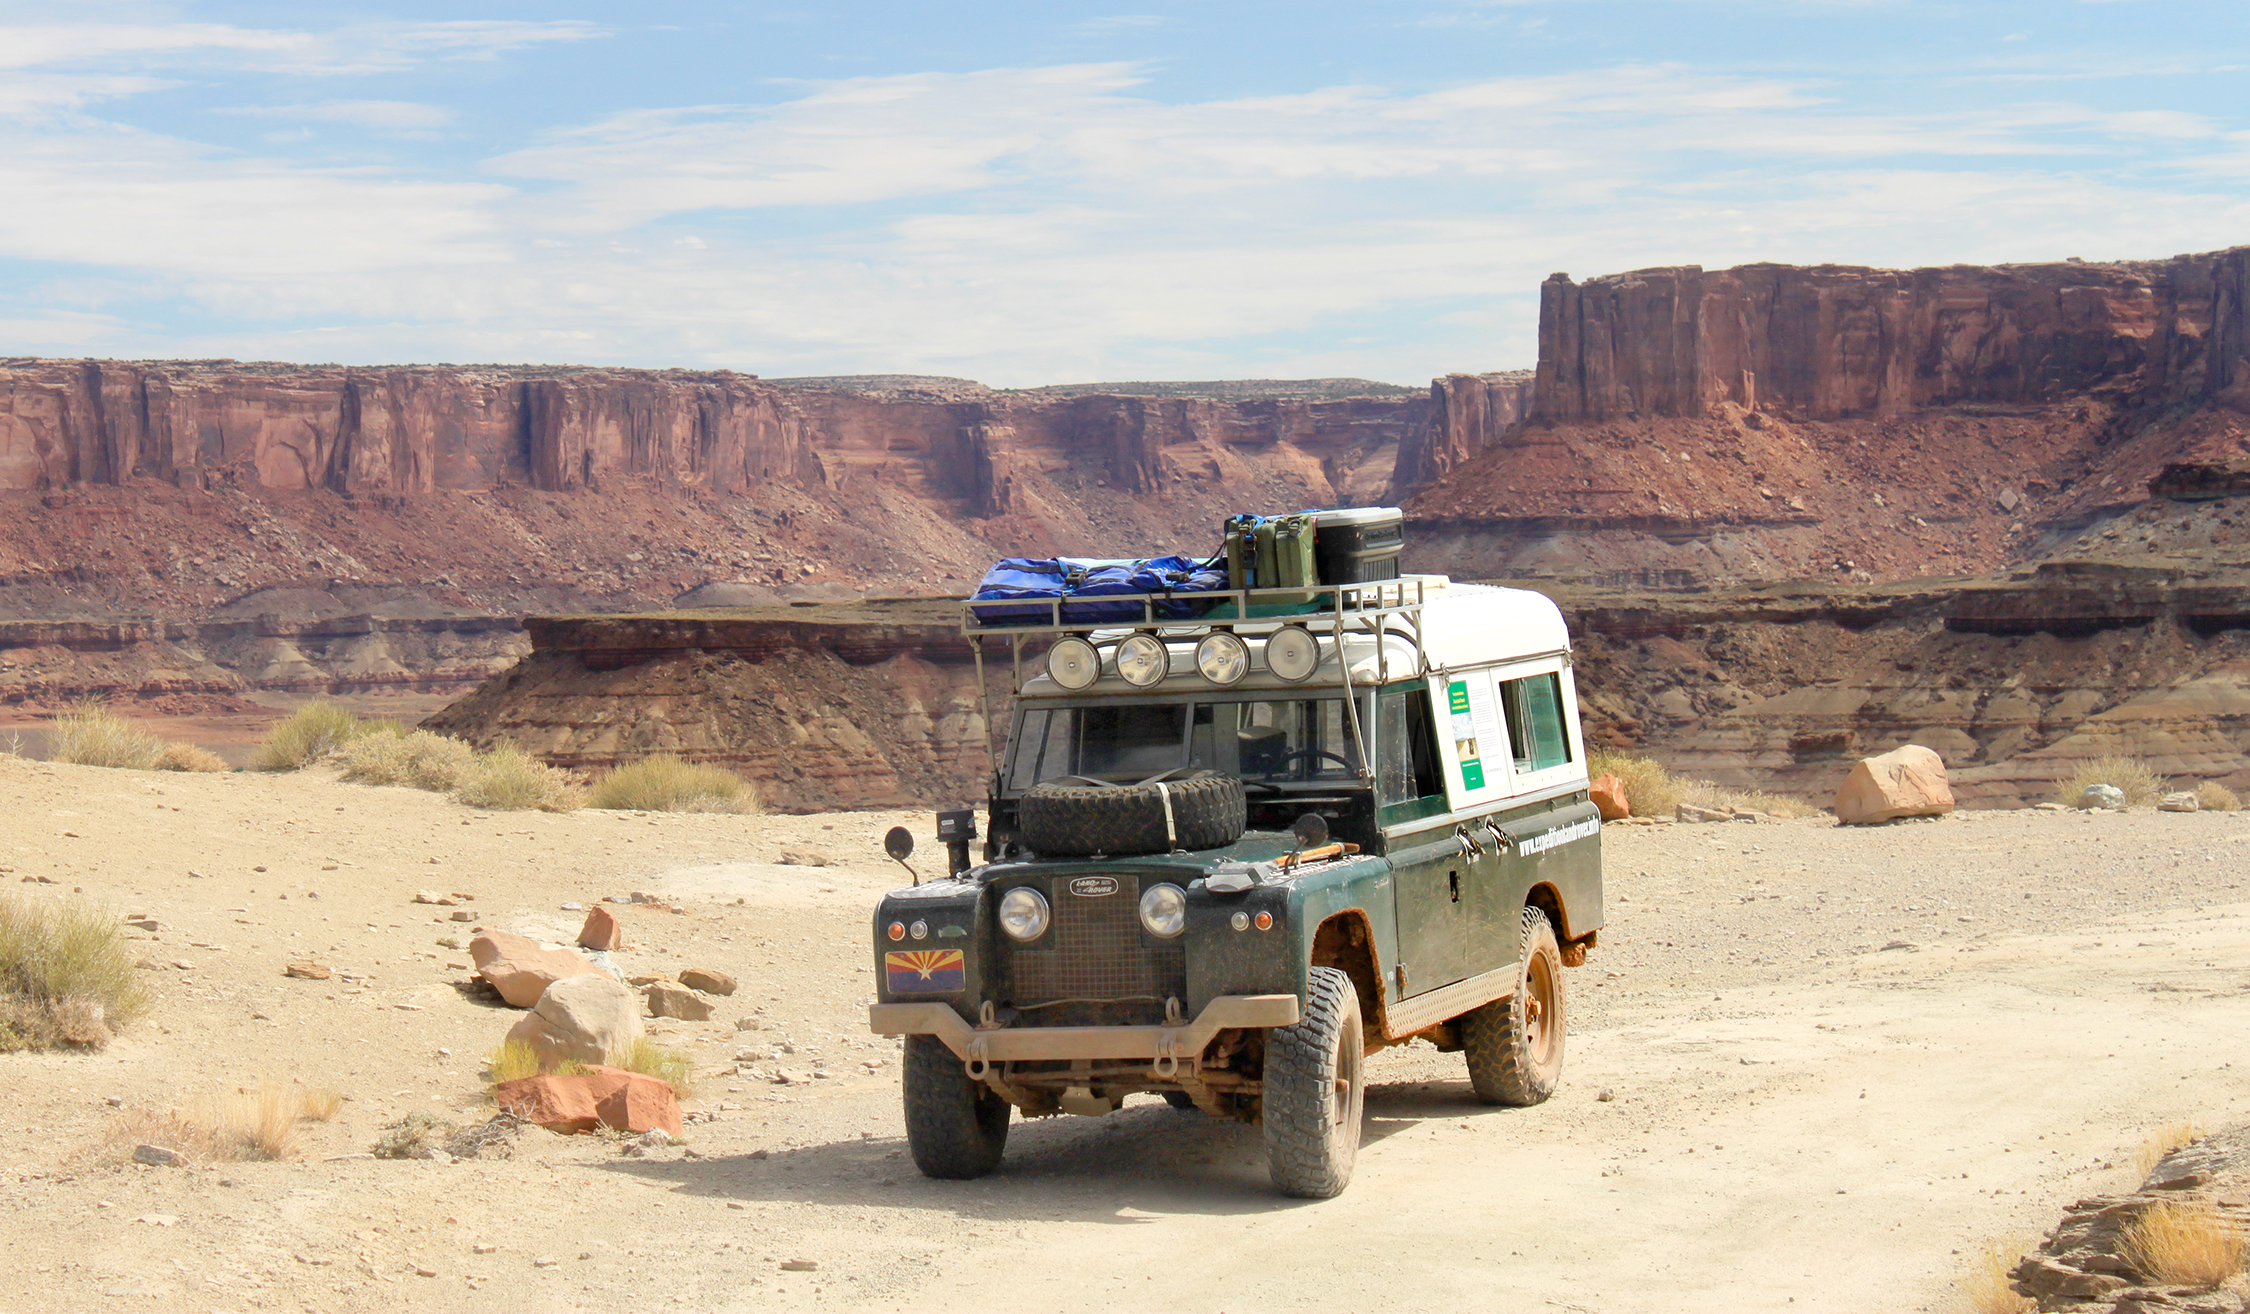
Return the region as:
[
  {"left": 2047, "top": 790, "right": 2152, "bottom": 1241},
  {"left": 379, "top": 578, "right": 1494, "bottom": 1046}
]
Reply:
[
  {"left": 1262, "top": 965, "right": 1365, "bottom": 1198},
  {"left": 1461, "top": 906, "right": 1565, "bottom": 1106},
  {"left": 902, "top": 1034, "right": 1010, "bottom": 1179}
]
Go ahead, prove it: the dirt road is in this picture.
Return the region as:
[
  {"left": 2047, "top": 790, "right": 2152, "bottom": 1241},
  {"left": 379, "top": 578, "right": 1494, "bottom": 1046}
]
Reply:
[{"left": 4, "top": 753, "right": 2247, "bottom": 1312}]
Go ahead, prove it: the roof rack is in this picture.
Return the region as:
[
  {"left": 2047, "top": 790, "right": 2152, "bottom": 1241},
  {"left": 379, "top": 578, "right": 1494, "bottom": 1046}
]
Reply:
[{"left": 961, "top": 577, "right": 1440, "bottom": 796}]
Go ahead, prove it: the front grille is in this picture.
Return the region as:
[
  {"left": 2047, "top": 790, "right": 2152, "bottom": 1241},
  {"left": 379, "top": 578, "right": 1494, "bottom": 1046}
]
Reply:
[{"left": 1001, "top": 874, "right": 1185, "bottom": 1019}]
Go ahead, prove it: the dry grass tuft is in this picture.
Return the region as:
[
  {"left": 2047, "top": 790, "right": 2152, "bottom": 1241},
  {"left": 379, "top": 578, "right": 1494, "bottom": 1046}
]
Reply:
[
  {"left": 1586, "top": 748, "right": 1683, "bottom": 818},
  {"left": 2055, "top": 756, "right": 2167, "bottom": 808},
  {"left": 47, "top": 701, "right": 164, "bottom": 769},
  {"left": 108, "top": 1082, "right": 333, "bottom": 1164},
  {"left": 250, "top": 702, "right": 368, "bottom": 771},
  {"left": 588, "top": 753, "right": 757, "bottom": 813},
  {"left": 1679, "top": 778, "right": 1825, "bottom": 820},
  {"left": 2195, "top": 780, "right": 2243, "bottom": 812},
  {"left": 0, "top": 894, "right": 148, "bottom": 1051},
  {"left": 1957, "top": 1238, "right": 2035, "bottom": 1314},
  {"left": 2119, "top": 1200, "right": 2247, "bottom": 1288},
  {"left": 2137, "top": 1120, "right": 2205, "bottom": 1178},
  {"left": 607, "top": 1036, "right": 696, "bottom": 1097},
  {"left": 341, "top": 730, "right": 477, "bottom": 792},
  {"left": 154, "top": 741, "right": 229, "bottom": 773},
  {"left": 484, "top": 1038, "right": 548, "bottom": 1085},
  {"left": 453, "top": 746, "right": 581, "bottom": 812}
]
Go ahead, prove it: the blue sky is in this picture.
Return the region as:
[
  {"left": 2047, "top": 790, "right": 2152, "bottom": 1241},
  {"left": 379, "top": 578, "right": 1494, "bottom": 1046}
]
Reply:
[{"left": 1, "top": 2, "right": 2245, "bottom": 385}]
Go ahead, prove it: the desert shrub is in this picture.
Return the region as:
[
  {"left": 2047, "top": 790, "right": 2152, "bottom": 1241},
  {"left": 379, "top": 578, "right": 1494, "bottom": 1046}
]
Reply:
[
  {"left": 2120, "top": 1200, "right": 2246, "bottom": 1288},
  {"left": 453, "top": 746, "right": 580, "bottom": 812},
  {"left": 46, "top": 702, "right": 164, "bottom": 769},
  {"left": 341, "top": 730, "right": 477, "bottom": 792},
  {"left": 484, "top": 1038, "right": 556, "bottom": 1086},
  {"left": 0, "top": 894, "right": 148, "bottom": 1051},
  {"left": 588, "top": 754, "right": 757, "bottom": 813},
  {"left": 2054, "top": 756, "right": 2166, "bottom": 808},
  {"left": 108, "top": 1082, "right": 330, "bottom": 1163},
  {"left": 1586, "top": 748, "right": 1683, "bottom": 818},
  {"left": 608, "top": 1036, "right": 696, "bottom": 1097},
  {"left": 1958, "top": 1238, "right": 2034, "bottom": 1314},
  {"left": 154, "top": 741, "right": 229, "bottom": 773},
  {"left": 250, "top": 702, "right": 367, "bottom": 771},
  {"left": 2195, "top": 781, "right": 2242, "bottom": 812}
]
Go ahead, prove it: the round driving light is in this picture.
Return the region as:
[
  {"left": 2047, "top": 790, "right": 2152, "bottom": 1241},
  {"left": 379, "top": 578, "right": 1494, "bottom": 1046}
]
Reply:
[
  {"left": 1265, "top": 625, "right": 1320, "bottom": 682},
  {"left": 1230, "top": 911, "right": 1250, "bottom": 932},
  {"left": 1115, "top": 633, "right": 1168, "bottom": 687},
  {"left": 1139, "top": 883, "right": 1186, "bottom": 938},
  {"left": 1194, "top": 632, "right": 1249, "bottom": 686},
  {"left": 1255, "top": 911, "right": 1273, "bottom": 931},
  {"left": 1045, "top": 637, "right": 1100, "bottom": 691},
  {"left": 998, "top": 886, "right": 1050, "bottom": 941},
  {"left": 887, "top": 921, "right": 906, "bottom": 942},
  {"left": 910, "top": 920, "right": 928, "bottom": 941}
]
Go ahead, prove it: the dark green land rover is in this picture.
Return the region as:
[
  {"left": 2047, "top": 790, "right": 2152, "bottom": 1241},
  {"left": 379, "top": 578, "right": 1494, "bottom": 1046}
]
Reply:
[{"left": 868, "top": 576, "right": 1603, "bottom": 1197}]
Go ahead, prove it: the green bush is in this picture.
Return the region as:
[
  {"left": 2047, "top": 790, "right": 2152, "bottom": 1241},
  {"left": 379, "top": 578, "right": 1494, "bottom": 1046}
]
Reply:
[
  {"left": 342, "top": 730, "right": 478, "bottom": 792},
  {"left": 453, "top": 746, "right": 580, "bottom": 812},
  {"left": 0, "top": 894, "right": 149, "bottom": 1051},
  {"left": 250, "top": 702, "right": 368, "bottom": 771},
  {"left": 588, "top": 754, "right": 757, "bottom": 813}
]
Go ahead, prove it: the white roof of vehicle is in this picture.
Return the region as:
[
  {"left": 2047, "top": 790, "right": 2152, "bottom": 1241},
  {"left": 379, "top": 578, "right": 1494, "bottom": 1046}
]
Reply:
[{"left": 1014, "top": 576, "right": 1570, "bottom": 698}]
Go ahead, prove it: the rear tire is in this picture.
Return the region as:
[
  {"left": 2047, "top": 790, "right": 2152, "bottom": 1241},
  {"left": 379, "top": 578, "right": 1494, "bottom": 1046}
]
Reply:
[
  {"left": 1262, "top": 965, "right": 1364, "bottom": 1198},
  {"left": 1161, "top": 1090, "right": 1199, "bottom": 1111},
  {"left": 1461, "top": 906, "right": 1565, "bottom": 1106},
  {"left": 901, "top": 1035, "right": 1009, "bottom": 1179}
]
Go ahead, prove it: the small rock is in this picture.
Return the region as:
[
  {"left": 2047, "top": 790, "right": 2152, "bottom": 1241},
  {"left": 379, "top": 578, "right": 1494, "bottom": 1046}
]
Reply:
[
  {"left": 473, "top": 1244, "right": 497, "bottom": 1255},
  {"left": 628, "top": 974, "right": 670, "bottom": 987},
  {"left": 778, "top": 850, "right": 830, "bottom": 867},
  {"left": 644, "top": 981, "right": 715, "bottom": 1022},
  {"left": 127, "top": 917, "right": 161, "bottom": 931},
  {"left": 2079, "top": 783, "right": 2126, "bottom": 810},
  {"left": 781, "top": 1259, "right": 819, "bottom": 1272},
  {"left": 735, "top": 1017, "right": 763, "bottom": 1031},
  {"left": 559, "top": 902, "right": 582, "bottom": 912},
  {"left": 622, "top": 1129, "right": 672, "bottom": 1157},
  {"left": 629, "top": 891, "right": 662, "bottom": 904},
  {"left": 1596, "top": 1089, "right": 1615, "bottom": 1102},
  {"left": 533, "top": 1257, "right": 559, "bottom": 1268},
  {"left": 172, "top": 959, "right": 195, "bottom": 971},
  {"left": 1588, "top": 774, "right": 1630, "bottom": 821},
  {"left": 2158, "top": 791, "right": 2199, "bottom": 813},
  {"left": 132, "top": 1144, "right": 183, "bottom": 1167},
  {"left": 415, "top": 1267, "right": 438, "bottom": 1278},
  {"left": 413, "top": 890, "right": 455, "bottom": 905},
  {"left": 2034, "top": 802, "right": 2066, "bottom": 812},
  {"left": 1879, "top": 939, "right": 1916, "bottom": 952},
  {"left": 679, "top": 967, "right": 737, "bottom": 997},
  {"left": 772, "top": 1068, "right": 812, "bottom": 1085},
  {"left": 578, "top": 906, "right": 626, "bottom": 952},
  {"left": 450, "top": 910, "right": 474, "bottom": 922},
  {"left": 1674, "top": 803, "right": 1730, "bottom": 824},
  {"left": 285, "top": 962, "right": 332, "bottom": 980}
]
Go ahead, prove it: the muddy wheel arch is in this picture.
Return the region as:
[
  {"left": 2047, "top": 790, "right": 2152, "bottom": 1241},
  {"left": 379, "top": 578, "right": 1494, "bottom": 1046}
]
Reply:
[{"left": 1309, "top": 910, "right": 1389, "bottom": 1050}]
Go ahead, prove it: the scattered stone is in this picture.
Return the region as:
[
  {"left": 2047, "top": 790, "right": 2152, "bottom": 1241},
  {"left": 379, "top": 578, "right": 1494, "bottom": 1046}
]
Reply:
[
  {"left": 450, "top": 910, "right": 474, "bottom": 922},
  {"left": 629, "top": 891, "right": 662, "bottom": 904},
  {"left": 679, "top": 967, "right": 737, "bottom": 997},
  {"left": 413, "top": 890, "right": 456, "bottom": 905},
  {"left": 505, "top": 974, "right": 645, "bottom": 1069},
  {"left": 772, "top": 1068, "right": 812, "bottom": 1085},
  {"left": 473, "top": 1244, "right": 497, "bottom": 1255},
  {"left": 1674, "top": 803, "right": 1731, "bottom": 824},
  {"left": 1596, "top": 1089, "right": 1615, "bottom": 1102},
  {"left": 781, "top": 1259, "right": 819, "bottom": 1272},
  {"left": 643, "top": 981, "right": 716, "bottom": 1022},
  {"left": 2080, "top": 783, "right": 2127, "bottom": 810},
  {"left": 778, "top": 850, "right": 830, "bottom": 867},
  {"left": 132, "top": 1144, "right": 182, "bottom": 1167},
  {"left": 171, "top": 959, "right": 195, "bottom": 971},
  {"left": 1880, "top": 939, "right": 1917, "bottom": 952},
  {"left": 469, "top": 930, "right": 613, "bottom": 1009},
  {"left": 533, "top": 1257, "right": 559, "bottom": 1269},
  {"left": 126, "top": 917, "right": 161, "bottom": 931},
  {"left": 1588, "top": 773, "right": 1630, "bottom": 821},
  {"left": 735, "top": 1017, "right": 763, "bottom": 1031},
  {"left": 559, "top": 902, "right": 582, "bottom": 912},
  {"left": 493, "top": 1067, "right": 683, "bottom": 1136},
  {"left": 628, "top": 973, "right": 670, "bottom": 987},
  {"left": 1833, "top": 744, "right": 1954, "bottom": 824},
  {"left": 622, "top": 1129, "right": 672, "bottom": 1157},
  {"left": 2034, "top": 802, "right": 2066, "bottom": 812},
  {"left": 2159, "top": 791, "right": 2200, "bottom": 813},
  {"left": 578, "top": 906, "right": 625, "bottom": 951}
]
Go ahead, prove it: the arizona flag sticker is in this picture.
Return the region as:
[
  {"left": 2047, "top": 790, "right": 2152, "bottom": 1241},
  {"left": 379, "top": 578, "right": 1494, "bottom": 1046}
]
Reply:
[{"left": 886, "top": 949, "right": 965, "bottom": 993}]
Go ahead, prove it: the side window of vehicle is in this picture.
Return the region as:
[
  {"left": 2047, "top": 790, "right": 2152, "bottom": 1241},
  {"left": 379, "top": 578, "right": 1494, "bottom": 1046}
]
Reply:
[
  {"left": 1499, "top": 672, "right": 1572, "bottom": 773},
  {"left": 1377, "top": 687, "right": 1445, "bottom": 807}
]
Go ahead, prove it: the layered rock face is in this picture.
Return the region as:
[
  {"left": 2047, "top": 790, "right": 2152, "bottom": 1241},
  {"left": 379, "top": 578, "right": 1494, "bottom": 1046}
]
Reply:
[{"left": 1391, "top": 371, "right": 1532, "bottom": 495}]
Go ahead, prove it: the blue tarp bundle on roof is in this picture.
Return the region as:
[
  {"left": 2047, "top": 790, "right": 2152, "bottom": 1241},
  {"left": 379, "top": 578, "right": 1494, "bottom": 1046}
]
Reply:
[{"left": 969, "top": 555, "right": 1227, "bottom": 625}]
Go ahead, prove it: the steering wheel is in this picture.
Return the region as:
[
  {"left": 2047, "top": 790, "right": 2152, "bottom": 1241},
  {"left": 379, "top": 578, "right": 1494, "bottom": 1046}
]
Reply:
[{"left": 1276, "top": 748, "right": 1353, "bottom": 772}]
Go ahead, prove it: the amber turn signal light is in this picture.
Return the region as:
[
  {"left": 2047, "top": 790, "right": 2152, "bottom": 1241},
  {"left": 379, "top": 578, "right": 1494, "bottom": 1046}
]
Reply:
[
  {"left": 887, "top": 922, "right": 906, "bottom": 941},
  {"left": 1254, "top": 911, "right": 1273, "bottom": 931}
]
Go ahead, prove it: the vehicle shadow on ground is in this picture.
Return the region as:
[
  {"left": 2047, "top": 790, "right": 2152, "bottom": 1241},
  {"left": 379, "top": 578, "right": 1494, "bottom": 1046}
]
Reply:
[{"left": 603, "top": 1077, "right": 1530, "bottom": 1220}]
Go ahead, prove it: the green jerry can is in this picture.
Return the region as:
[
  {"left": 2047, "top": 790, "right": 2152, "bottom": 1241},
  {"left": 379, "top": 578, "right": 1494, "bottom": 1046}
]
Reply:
[{"left": 1266, "top": 513, "right": 1319, "bottom": 608}]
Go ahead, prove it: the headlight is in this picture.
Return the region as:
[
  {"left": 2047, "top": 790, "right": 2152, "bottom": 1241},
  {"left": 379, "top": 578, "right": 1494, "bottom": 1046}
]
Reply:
[
  {"left": 1139, "top": 883, "right": 1186, "bottom": 938},
  {"left": 1194, "top": 632, "right": 1248, "bottom": 686},
  {"left": 1046, "top": 637, "right": 1100, "bottom": 691},
  {"left": 1265, "top": 625, "right": 1320, "bottom": 682},
  {"left": 1114, "top": 633, "right": 1168, "bottom": 687},
  {"left": 998, "top": 886, "right": 1050, "bottom": 941}
]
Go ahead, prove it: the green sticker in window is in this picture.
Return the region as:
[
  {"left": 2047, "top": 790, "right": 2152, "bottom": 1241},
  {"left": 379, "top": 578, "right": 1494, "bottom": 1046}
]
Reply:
[{"left": 1447, "top": 679, "right": 1485, "bottom": 791}]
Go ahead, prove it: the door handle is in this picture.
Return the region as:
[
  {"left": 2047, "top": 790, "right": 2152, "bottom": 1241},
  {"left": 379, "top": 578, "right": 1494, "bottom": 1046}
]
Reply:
[{"left": 1454, "top": 824, "right": 1485, "bottom": 859}]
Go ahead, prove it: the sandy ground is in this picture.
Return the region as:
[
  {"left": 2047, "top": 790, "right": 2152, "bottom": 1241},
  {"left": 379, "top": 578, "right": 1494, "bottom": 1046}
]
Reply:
[{"left": 4, "top": 752, "right": 2248, "bottom": 1313}]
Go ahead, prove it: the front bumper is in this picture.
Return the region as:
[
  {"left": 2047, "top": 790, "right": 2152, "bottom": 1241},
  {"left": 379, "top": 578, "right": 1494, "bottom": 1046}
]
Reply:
[{"left": 869, "top": 994, "right": 1301, "bottom": 1063}]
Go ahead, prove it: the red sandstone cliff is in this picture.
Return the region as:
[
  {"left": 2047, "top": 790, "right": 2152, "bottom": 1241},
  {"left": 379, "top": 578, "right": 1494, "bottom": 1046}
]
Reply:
[{"left": 1391, "top": 371, "right": 1532, "bottom": 495}]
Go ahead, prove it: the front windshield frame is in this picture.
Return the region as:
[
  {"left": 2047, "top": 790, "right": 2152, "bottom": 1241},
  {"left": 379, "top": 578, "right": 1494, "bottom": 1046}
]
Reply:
[{"left": 1004, "top": 693, "right": 1371, "bottom": 795}]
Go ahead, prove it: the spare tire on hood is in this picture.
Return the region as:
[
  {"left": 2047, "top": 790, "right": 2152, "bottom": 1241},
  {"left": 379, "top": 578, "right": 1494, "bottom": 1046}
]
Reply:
[{"left": 1018, "top": 770, "right": 1247, "bottom": 857}]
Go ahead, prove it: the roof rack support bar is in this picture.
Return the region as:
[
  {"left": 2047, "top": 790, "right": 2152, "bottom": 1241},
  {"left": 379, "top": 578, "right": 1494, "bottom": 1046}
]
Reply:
[
  {"left": 973, "top": 634, "right": 999, "bottom": 797},
  {"left": 1333, "top": 590, "right": 1374, "bottom": 788}
]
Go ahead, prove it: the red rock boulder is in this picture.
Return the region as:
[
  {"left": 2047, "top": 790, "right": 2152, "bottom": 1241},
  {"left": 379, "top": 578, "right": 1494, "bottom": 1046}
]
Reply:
[
  {"left": 493, "top": 1066, "right": 682, "bottom": 1137},
  {"left": 577, "top": 906, "right": 625, "bottom": 951},
  {"left": 1832, "top": 744, "right": 1954, "bottom": 824},
  {"left": 1589, "top": 773, "right": 1630, "bottom": 821}
]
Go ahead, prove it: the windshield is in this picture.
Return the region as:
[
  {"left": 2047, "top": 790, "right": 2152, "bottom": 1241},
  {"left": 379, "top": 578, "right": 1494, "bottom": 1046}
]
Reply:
[{"left": 1006, "top": 698, "right": 1365, "bottom": 792}]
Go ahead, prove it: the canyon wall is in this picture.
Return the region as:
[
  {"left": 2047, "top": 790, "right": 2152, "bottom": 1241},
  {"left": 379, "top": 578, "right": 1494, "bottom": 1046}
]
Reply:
[{"left": 1390, "top": 371, "right": 1532, "bottom": 496}]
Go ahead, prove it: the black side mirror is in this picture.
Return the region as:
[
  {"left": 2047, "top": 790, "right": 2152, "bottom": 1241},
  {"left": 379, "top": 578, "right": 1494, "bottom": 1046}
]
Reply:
[
  {"left": 1292, "top": 813, "right": 1330, "bottom": 849},
  {"left": 883, "top": 826, "right": 920, "bottom": 885}
]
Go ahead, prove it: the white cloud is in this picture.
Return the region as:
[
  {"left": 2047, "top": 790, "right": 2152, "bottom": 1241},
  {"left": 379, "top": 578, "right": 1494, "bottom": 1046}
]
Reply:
[
  {"left": 0, "top": 19, "right": 603, "bottom": 76},
  {"left": 215, "top": 100, "right": 457, "bottom": 132}
]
